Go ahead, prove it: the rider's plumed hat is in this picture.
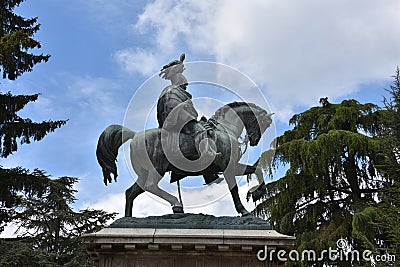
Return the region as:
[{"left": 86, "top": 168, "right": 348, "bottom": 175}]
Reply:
[{"left": 160, "top": 53, "right": 185, "bottom": 71}]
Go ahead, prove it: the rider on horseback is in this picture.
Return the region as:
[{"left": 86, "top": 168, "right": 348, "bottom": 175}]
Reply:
[{"left": 157, "top": 54, "right": 221, "bottom": 184}]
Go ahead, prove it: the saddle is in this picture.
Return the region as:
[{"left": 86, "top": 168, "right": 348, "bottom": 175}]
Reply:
[{"left": 169, "top": 119, "right": 221, "bottom": 185}]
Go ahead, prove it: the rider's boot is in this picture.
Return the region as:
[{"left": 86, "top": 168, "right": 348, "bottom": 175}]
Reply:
[{"left": 193, "top": 127, "right": 222, "bottom": 185}]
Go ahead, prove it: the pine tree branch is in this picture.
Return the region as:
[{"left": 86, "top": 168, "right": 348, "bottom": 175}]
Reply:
[{"left": 327, "top": 184, "right": 351, "bottom": 194}]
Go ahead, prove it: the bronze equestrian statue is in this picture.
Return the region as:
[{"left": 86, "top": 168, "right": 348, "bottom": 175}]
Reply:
[{"left": 96, "top": 54, "right": 272, "bottom": 216}]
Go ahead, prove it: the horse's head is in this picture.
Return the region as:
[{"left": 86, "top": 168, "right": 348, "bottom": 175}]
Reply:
[
  {"left": 243, "top": 104, "right": 273, "bottom": 146},
  {"left": 212, "top": 102, "right": 272, "bottom": 146}
]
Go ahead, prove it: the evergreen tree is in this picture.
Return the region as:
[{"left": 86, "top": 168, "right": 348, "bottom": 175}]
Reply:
[
  {"left": 374, "top": 183, "right": 400, "bottom": 262},
  {"left": 0, "top": 175, "right": 116, "bottom": 266},
  {"left": 0, "top": 237, "right": 53, "bottom": 266},
  {"left": 0, "top": 167, "right": 49, "bottom": 233},
  {"left": 0, "top": 92, "right": 67, "bottom": 158},
  {"left": 0, "top": 0, "right": 67, "bottom": 231},
  {"left": 0, "top": 0, "right": 65, "bottom": 158},
  {"left": 0, "top": 2, "right": 116, "bottom": 265},
  {"left": 0, "top": 0, "right": 50, "bottom": 80},
  {"left": 377, "top": 67, "right": 400, "bottom": 260},
  {"left": 256, "top": 97, "right": 388, "bottom": 266},
  {"left": 352, "top": 68, "right": 400, "bottom": 264}
]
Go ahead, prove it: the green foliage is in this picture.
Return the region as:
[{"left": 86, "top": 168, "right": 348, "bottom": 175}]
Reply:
[
  {"left": 0, "top": 3, "right": 113, "bottom": 266},
  {"left": 0, "top": 238, "right": 53, "bottom": 267},
  {"left": 256, "top": 69, "right": 400, "bottom": 265},
  {"left": 0, "top": 91, "right": 67, "bottom": 158},
  {"left": 255, "top": 97, "right": 389, "bottom": 265},
  {"left": 351, "top": 184, "right": 400, "bottom": 267},
  {"left": 352, "top": 206, "right": 378, "bottom": 251},
  {"left": 0, "top": 0, "right": 65, "bottom": 158},
  {"left": 0, "top": 167, "right": 49, "bottom": 232},
  {"left": 0, "top": 0, "right": 67, "bottom": 236},
  {"left": 384, "top": 67, "right": 400, "bottom": 136},
  {"left": 375, "top": 183, "right": 400, "bottom": 259},
  {"left": 1, "top": 175, "right": 117, "bottom": 266},
  {"left": 0, "top": 0, "right": 50, "bottom": 80},
  {"left": 368, "top": 67, "right": 400, "bottom": 262},
  {"left": 0, "top": 0, "right": 66, "bottom": 158}
]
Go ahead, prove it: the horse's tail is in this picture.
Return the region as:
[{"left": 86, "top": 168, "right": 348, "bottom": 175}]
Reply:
[{"left": 96, "top": 124, "right": 135, "bottom": 185}]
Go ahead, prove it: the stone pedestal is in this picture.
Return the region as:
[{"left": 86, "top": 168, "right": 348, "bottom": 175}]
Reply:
[{"left": 83, "top": 215, "right": 295, "bottom": 267}]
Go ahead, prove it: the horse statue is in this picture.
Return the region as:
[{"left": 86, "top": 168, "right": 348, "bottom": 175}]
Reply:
[{"left": 96, "top": 102, "right": 272, "bottom": 216}]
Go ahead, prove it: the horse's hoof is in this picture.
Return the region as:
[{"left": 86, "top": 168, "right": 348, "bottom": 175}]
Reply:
[
  {"left": 172, "top": 205, "right": 184, "bottom": 213},
  {"left": 251, "top": 182, "right": 267, "bottom": 202},
  {"left": 241, "top": 211, "right": 253, "bottom": 217}
]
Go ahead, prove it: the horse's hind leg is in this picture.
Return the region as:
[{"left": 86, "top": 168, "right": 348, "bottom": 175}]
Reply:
[
  {"left": 143, "top": 169, "right": 183, "bottom": 213},
  {"left": 125, "top": 181, "right": 145, "bottom": 217}
]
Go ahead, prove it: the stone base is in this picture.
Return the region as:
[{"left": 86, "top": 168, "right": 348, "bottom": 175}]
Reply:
[
  {"left": 83, "top": 215, "right": 295, "bottom": 267},
  {"left": 108, "top": 213, "right": 272, "bottom": 230}
]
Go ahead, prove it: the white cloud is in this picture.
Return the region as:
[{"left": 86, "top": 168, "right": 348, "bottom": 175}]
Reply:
[
  {"left": 114, "top": 48, "right": 160, "bottom": 76},
  {"left": 133, "top": 0, "right": 400, "bottom": 120},
  {"left": 135, "top": 1, "right": 215, "bottom": 51}
]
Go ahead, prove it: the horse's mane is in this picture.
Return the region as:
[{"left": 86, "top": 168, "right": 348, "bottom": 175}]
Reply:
[{"left": 211, "top": 102, "right": 260, "bottom": 121}]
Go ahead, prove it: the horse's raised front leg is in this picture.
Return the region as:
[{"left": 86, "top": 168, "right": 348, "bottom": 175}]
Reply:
[
  {"left": 224, "top": 167, "right": 251, "bottom": 216},
  {"left": 235, "top": 163, "right": 266, "bottom": 202},
  {"left": 125, "top": 181, "right": 145, "bottom": 217},
  {"left": 143, "top": 169, "right": 183, "bottom": 214}
]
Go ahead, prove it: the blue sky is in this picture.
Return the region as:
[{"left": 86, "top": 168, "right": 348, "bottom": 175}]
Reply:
[{"left": 1, "top": 0, "right": 400, "bottom": 235}]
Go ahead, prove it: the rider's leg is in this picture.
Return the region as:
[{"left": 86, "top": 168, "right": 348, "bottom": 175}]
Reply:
[
  {"left": 184, "top": 121, "right": 220, "bottom": 158},
  {"left": 185, "top": 121, "right": 222, "bottom": 185}
]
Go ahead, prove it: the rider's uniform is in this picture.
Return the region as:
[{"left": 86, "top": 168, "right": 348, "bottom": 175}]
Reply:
[
  {"left": 156, "top": 55, "right": 220, "bottom": 184},
  {"left": 157, "top": 83, "right": 197, "bottom": 132}
]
